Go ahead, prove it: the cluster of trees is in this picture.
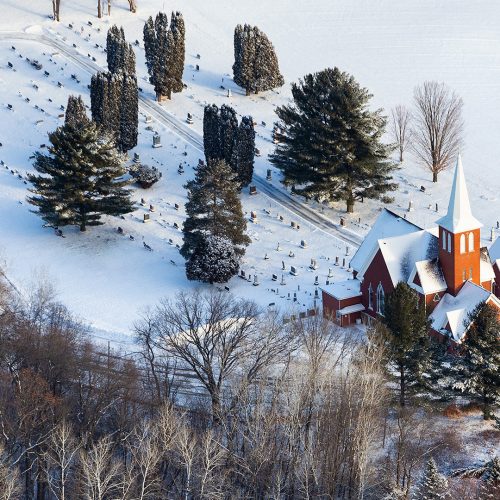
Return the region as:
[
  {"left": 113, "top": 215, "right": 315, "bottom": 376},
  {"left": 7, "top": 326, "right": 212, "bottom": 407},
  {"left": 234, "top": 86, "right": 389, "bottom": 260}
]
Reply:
[
  {"left": 52, "top": 0, "right": 137, "bottom": 22},
  {"left": 203, "top": 104, "right": 256, "bottom": 188},
  {"left": 143, "top": 12, "right": 185, "bottom": 101},
  {"left": 271, "top": 67, "right": 397, "bottom": 213},
  {"left": 0, "top": 279, "right": 497, "bottom": 499},
  {"left": 233, "top": 24, "right": 284, "bottom": 95},
  {"left": 91, "top": 25, "right": 138, "bottom": 153},
  {"left": 390, "top": 81, "right": 464, "bottom": 182},
  {"left": 29, "top": 95, "right": 134, "bottom": 232}
]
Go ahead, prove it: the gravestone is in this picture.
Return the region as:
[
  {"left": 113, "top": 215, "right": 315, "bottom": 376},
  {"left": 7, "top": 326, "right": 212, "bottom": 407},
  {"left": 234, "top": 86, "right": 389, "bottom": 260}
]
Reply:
[
  {"left": 143, "top": 214, "right": 150, "bottom": 223},
  {"left": 289, "top": 251, "right": 295, "bottom": 258},
  {"left": 133, "top": 153, "right": 140, "bottom": 163},
  {"left": 300, "top": 240, "right": 307, "bottom": 248},
  {"left": 186, "top": 113, "right": 193, "bottom": 124},
  {"left": 152, "top": 135, "right": 162, "bottom": 148},
  {"left": 408, "top": 200, "right": 413, "bottom": 212},
  {"left": 145, "top": 115, "right": 152, "bottom": 124},
  {"left": 253, "top": 276, "right": 259, "bottom": 286},
  {"left": 314, "top": 276, "right": 319, "bottom": 286},
  {"left": 249, "top": 185, "right": 257, "bottom": 195},
  {"left": 272, "top": 273, "right": 278, "bottom": 281},
  {"left": 290, "top": 266, "right": 298, "bottom": 276},
  {"left": 309, "top": 259, "right": 318, "bottom": 270},
  {"left": 266, "top": 168, "right": 271, "bottom": 180}
]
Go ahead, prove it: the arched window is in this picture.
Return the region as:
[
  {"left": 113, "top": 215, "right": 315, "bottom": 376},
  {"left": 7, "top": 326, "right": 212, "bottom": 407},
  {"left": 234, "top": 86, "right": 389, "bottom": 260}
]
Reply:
[
  {"left": 447, "top": 233, "right": 452, "bottom": 253},
  {"left": 368, "top": 283, "right": 373, "bottom": 310},
  {"left": 442, "top": 229, "right": 447, "bottom": 250},
  {"left": 468, "top": 232, "right": 474, "bottom": 252},
  {"left": 376, "top": 283, "right": 385, "bottom": 315},
  {"left": 460, "top": 234, "right": 466, "bottom": 254}
]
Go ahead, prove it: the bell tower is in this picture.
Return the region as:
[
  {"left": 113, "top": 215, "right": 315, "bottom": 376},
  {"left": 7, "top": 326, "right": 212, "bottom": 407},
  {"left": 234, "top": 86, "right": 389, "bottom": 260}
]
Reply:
[{"left": 437, "top": 156, "right": 482, "bottom": 296}]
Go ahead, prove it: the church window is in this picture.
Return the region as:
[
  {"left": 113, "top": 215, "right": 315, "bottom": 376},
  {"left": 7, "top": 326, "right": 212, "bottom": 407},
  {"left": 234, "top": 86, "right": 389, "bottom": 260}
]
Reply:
[
  {"left": 376, "top": 283, "right": 385, "bottom": 315},
  {"left": 433, "top": 293, "right": 440, "bottom": 302},
  {"left": 368, "top": 283, "right": 373, "bottom": 310},
  {"left": 468, "top": 232, "right": 474, "bottom": 252},
  {"left": 442, "top": 230, "right": 446, "bottom": 250},
  {"left": 447, "top": 233, "right": 452, "bottom": 253},
  {"left": 460, "top": 234, "right": 466, "bottom": 254}
]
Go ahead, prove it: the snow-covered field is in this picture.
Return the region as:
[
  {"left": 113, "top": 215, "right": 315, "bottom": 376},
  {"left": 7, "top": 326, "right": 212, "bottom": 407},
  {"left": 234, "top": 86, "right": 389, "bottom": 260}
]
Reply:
[{"left": 0, "top": 1, "right": 499, "bottom": 341}]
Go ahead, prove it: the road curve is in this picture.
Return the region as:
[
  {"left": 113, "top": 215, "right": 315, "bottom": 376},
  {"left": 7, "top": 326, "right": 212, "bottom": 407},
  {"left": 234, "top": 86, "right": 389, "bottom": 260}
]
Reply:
[{"left": 0, "top": 30, "right": 362, "bottom": 248}]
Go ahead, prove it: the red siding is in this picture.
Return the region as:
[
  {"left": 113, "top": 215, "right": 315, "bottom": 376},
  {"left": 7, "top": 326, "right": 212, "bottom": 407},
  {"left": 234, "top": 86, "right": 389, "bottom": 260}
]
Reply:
[{"left": 493, "top": 263, "right": 500, "bottom": 298}]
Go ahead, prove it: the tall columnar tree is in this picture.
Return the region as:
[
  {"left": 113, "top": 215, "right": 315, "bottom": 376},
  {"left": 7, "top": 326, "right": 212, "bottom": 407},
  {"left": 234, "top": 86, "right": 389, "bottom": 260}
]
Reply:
[
  {"left": 453, "top": 303, "right": 500, "bottom": 420},
  {"left": 232, "top": 115, "right": 255, "bottom": 187},
  {"left": 415, "top": 458, "right": 450, "bottom": 500},
  {"left": 106, "top": 25, "right": 136, "bottom": 75},
  {"left": 186, "top": 235, "right": 240, "bottom": 284},
  {"left": 181, "top": 160, "right": 250, "bottom": 260},
  {"left": 219, "top": 104, "right": 238, "bottom": 167},
  {"left": 119, "top": 74, "right": 138, "bottom": 152},
  {"left": 64, "top": 95, "right": 89, "bottom": 129},
  {"left": 28, "top": 122, "right": 134, "bottom": 232},
  {"left": 270, "top": 67, "right": 397, "bottom": 213},
  {"left": 143, "top": 12, "right": 185, "bottom": 101},
  {"left": 377, "top": 282, "right": 430, "bottom": 406},
  {"left": 203, "top": 104, "right": 222, "bottom": 164},
  {"left": 233, "top": 24, "right": 284, "bottom": 96}
]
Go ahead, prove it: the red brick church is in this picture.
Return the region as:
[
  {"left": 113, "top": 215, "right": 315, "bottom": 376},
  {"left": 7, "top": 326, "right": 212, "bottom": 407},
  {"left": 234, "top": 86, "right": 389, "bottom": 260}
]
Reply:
[{"left": 322, "top": 156, "right": 500, "bottom": 344}]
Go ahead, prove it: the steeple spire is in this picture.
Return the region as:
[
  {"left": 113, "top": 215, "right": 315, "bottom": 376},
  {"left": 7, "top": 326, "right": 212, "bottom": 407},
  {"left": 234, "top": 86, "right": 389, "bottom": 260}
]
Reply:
[{"left": 436, "top": 155, "right": 482, "bottom": 233}]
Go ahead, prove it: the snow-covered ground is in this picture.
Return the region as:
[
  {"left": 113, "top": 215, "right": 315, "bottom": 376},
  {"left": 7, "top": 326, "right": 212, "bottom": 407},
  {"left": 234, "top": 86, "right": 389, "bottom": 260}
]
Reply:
[{"left": 0, "top": 1, "right": 499, "bottom": 341}]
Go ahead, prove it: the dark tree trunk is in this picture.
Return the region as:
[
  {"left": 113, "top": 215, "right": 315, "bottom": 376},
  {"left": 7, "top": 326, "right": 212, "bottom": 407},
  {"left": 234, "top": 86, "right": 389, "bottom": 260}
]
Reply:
[
  {"left": 400, "top": 365, "right": 405, "bottom": 406},
  {"left": 432, "top": 170, "right": 438, "bottom": 183},
  {"left": 97, "top": 0, "right": 102, "bottom": 18}
]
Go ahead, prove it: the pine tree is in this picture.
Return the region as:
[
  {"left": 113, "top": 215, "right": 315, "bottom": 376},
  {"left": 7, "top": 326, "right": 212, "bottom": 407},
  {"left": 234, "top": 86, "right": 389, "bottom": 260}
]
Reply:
[
  {"left": 119, "top": 74, "right": 138, "bottom": 152},
  {"left": 28, "top": 122, "right": 134, "bottom": 232},
  {"left": 186, "top": 235, "right": 240, "bottom": 283},
  {"left": 219, "top": 104, "right": 238, "bottom": 167},
  {"left": 232, "top": 115, "right": 255, "bottom": 187},
  {"left": 106, "top": 25, "right": 136, "bottom": 75},
  {"left": 143, "top": 12, "right": 185, "bottom": 101},
  {"left": 64, "top": 95, "right": 89, "bottom": 129},
  {"left": 181, "top": 160, "right": 250, "bottom": 259},
  {"left": 270, "top": 67, "right": 397, "bottom": 212},
  {"left": 377, "top": 282, "right": 430, "bottom": 406},
  {"left": 482, "top": 457, "right": 500, "bottom": 499},
  {"left": 233, "top": 24, "right": 283, "bottom": 96},
  {"left": 454, "top": 303, "right": 500, "bottom": 420},
  {"left": 414, "top": 458, "right": 449, "bottom": 500},
  {"left": 203, "top": 104, "right": 222, "bottom": 164}
]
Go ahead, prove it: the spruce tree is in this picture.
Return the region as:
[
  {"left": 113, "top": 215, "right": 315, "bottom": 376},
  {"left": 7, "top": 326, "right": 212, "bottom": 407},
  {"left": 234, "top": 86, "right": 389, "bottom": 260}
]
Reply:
[
  {"left": 28, "top": 122, "right": 134, "bottom": 232},
  {"left": 143, "top": 16, "right": 156, "bottom": 77},
  {"left": 454, "top": 303, "right": 500, "bottom": 419},
  {"left": 232, "top": 115, "right": 255, "bottom": 187},
  {"left": 233, "top": 24, "right": 283, "bottom": 96},
  {"left": 181, "top": 160, "right": 250, "bottom": 259},
  {"left": 415, "top": 458, "right": 449, "bottom": 500},
  {"left": 106, "top": 25, "right": 136, "bottom": 75},
  {"left": 270, "top": 67, "right": 397, "bottom": 212},
  {"left": 378, "top": 282, "right": 430, "bottom": 406},
  {"left": 119, "top": 74, "right": 138, "bottom": 152},
  {"left": 482, "top": 457, "right": 500, "bottom": 499},
  {"left": 186, "top": 235, "right": 239, "bottom": 283},
  {"left": 219, "top": 104, "right": 238, "bottom": 167},
  {"left": 170, "top": 12, "right": 185, "bottom": 93},
  {"left": 203, "top": 104, "right": 222, "bottom": 164},
  {"left": 64, "top": 95, "right": 89, "bottom": 129}
]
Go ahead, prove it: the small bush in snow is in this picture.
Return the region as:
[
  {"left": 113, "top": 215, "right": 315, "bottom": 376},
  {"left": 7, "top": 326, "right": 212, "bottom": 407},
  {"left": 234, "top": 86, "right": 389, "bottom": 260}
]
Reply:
[{"left": 129, "top": 164, "right": 162, "bottom": 188}]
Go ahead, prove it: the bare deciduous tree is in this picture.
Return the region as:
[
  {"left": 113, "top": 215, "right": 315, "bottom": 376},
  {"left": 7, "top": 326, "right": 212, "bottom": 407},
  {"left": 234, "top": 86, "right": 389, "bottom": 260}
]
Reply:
[
  {"left": 391, "top": 105, "right": 412, "bottom": 163},
  {"left": 97, "top": 1, "right": 102, "bottom": 18},
  {"left": 127, "top": 0, "right": 137, "bottom": 13},
  {"left": 0, "top": 445, "right": 20, "bottom": 500},
  {"left": 412, "top": 81, "right": 464, "bottom": 182},
  {"left": 52, "top": 0, "right": 61, "bottom": 22}
]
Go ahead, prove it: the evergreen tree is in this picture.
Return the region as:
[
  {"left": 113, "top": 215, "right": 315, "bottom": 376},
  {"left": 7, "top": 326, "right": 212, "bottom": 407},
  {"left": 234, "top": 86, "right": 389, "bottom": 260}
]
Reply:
[
  {"left": 233, "top": 24, "right": 283, "bottom": 95},
  {"left": 28, "top": 122, "right": 134, "bottom": 232},
  {"left": 143, "top": 12, "right": 185, "bottom": 101},
  {"left": 270, "top": 67, "right": 397, "bottom": 212},
  {"left": 181, "top": 160, "right": 250, "bottom": 259},
  {"left": 219, "top": 104, "right": 238, "bottom": 167},
  {"left": 119, "top": 74, "right": 138, "bottom": 152},
  {"left": 64, "top": 95, "right": 89, "bottom": 129},
  {"left": 414, "top": 458, "right": 449, "bottom": 500},
  {"left": 377, "top": 282, "right": 430, "bottom": 406},
  {"left": 232, "top": 115, "right": 255, "bottom": 187},
  {"left": 186, "top": 235, "right": 240, "bottom": 283},
  {"left": 106, "top": 25, "right": 136, "bottom": 75},
  {"left": 482, "top": 457, "right": 500, "bottom": 499},
  {"left": 203, "top": 104, "right": 222, "bottom": 164},
  {"left": 453, "top": 303, "right": 500, "bottom": 420}
]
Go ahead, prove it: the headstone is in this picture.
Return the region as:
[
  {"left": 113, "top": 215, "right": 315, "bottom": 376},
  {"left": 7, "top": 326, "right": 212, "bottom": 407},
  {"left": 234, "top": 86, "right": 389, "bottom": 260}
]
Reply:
[
  {"left": 145, "top": 115, "right": 152, "bottom": 124},
  {"left": 346, "top": 245, "right": 350, "bottom": 256},
  {"left": 149, "top": 204, "right": 155, "bottom": 212},
  {"left": 290, "top": 266, "right": 298, "bottom": 276},
  {"left": 143, "top": 214, "right": 150, "bottom": 223},
  {"left": 255, "top": 148, "right": 261, "bottom": 157},
  {"left": 276, "top": 242, "right": 282, "bottom": 251},
  {"left": 195, "top": 64, "right": 200, "bottom": 71},
  {"left": 178, "top": 164, "right": 184, "bottom": 174},
  {"left": 293, "top": 292, "right": 297, "bottom": 302},
  {"left": 280, "top": 274, "right": 286, "bottom": 286},
  {"left": 342, "top": 258, "right": 346, "bottom": 268},
  {"left": 279, "top": 215, "right": 284, "bottom": 222},
  {"left": 408, "top": 200, "right": 413, "bottom": 212},
  {"left": 227, "top": 89, "right": 232, "bottom": 98},
  {"left": 249, "top": 185, "right": 257, "bottom": 195},
  {"left": 240, "top": 270, "right": 246, "bottom": 279},
  {"left": 435, "top": 203, "right": 438, "bottom": 212},
  {"left": 266, "top": 168, "right": 271, "bottom": 180},
  {"left": 173, "top": 222, "right": 179, "bottom": 229},
  {"left": 340, "top": 217, "right": 345, "bottom": 227},
  {"left": 289, "top": 251, "right": 295, "bottom": 258},
  {"left": 291, "top": 221, "right": 296, "bottom": 229},
  {"left": 420, "top": 185, "right": 426, "bottom": 192},
  {"left": 328, "top": 268, "right": 334, "bottom": 278},
  {"left": 186, "top": 113, "right": 193, "bottom": 124},
  {"left": 314, "top": 276, "right": 319, "bottom": 286},
  {"left": 300, "top": 240, "right": 307, "bottom": 248},
  {"left": 250, "top": 211, "right": 258, "bottom": 222},
  {"left": 152, "top": 135, "right": 162, "bottom": 148},
  {"left": 253, "top": 276, "right": 259, "bottom": 286},
  {"left": 282, "top": 261, "right": 286, "bottom": 270},
  {"left": 309, "top": 259, "right": 318, "bottom": 270},
  {"left": 174, "top": 203, "right": 179, "bottom": 211},
  {"left": 264, "top": 253, "right": 269, "bottom": 260},
  {"left": 272, "top": 273, "right": 278, "bottom": 281},
  {"left": 140, "top": 198, "right": 146, "bottom": 206},
  {"left": 133, "top": 153, "right": 140, "bottom": 163}
]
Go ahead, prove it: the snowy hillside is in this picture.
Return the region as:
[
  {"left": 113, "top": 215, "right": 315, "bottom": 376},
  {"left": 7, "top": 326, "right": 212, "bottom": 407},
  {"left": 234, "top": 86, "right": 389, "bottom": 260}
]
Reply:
[{"left": 0, "top": 0, "right": 499, "bottom": 340}]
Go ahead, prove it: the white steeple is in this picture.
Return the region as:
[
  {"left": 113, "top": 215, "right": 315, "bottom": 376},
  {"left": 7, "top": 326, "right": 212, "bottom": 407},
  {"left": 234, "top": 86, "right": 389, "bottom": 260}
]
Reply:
[{"left": 436, "top": 155, "right": 482, "bottom": 233}]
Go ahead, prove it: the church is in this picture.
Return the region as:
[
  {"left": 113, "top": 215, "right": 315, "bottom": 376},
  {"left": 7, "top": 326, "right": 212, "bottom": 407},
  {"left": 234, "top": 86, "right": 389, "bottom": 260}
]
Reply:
[{"left": 322, "top": 156, "right": 500, "bottom": 345}]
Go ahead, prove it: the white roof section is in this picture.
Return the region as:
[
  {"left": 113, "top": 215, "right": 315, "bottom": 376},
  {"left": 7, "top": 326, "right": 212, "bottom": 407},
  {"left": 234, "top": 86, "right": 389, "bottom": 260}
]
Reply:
[
  {"left": 378, "top": 230, "right": 439, "bottom": 286},
  {"left": 350, "top": 209, "right": 422, "bottom": 273},
  {"left": 408, "top": 259, "right": 447, "bottom": 295},
  {"left": 490, "top": 237, "right": 500, "bottom": 263},
  {"left": 338, "top": 303, "right": 365, "bottom": 315},
  {"left": 480, "top": 257, "right": 496, "bottom": 282},
  {"left": 321, "top": 279, "right": 361, "bottom": 300},
  {"left": 436, "top": 155, "right": 483, "bottom": 233},
  {"left": 429, "top": 281, "right": 495, "bottom": 341}
]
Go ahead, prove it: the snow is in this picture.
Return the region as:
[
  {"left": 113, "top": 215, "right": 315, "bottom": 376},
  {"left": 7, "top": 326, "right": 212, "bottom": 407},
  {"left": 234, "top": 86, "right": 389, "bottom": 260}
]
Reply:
[
  {"left": 0, "top": 1, "right": 499, "bottom": 342},
  {"left": 436, "top": 156, "right": 483, "bottom": 233},
  {"left": 410, "top": 259, "right": 447, "bottom": 295},
  {"left": 489, "top": 237, "right": 500, "bottom": 262},
  {"left": 338, "top": 303, "right": 365, "bottom": 315},
  {"left": 321, "top": 279, "right": 361, "bottom": 300},
  {"left": 429, "top": 281, "right": 494, "bottom": 341}
]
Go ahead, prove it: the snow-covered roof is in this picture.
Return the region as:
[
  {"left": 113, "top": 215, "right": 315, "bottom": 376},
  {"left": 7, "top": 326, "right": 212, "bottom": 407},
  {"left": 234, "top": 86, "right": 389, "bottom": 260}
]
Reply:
[
  {"left": 378, "top": 230, "right": 439, "bottom": 286},
  {"left": 350, "top": 209, "right": 422, "bottom": 273},
  {"left": 436, "top": 155, "right": 483, "bottom": 233},
  {"left": 338, "top": 303, "right": 365, "bottom": 315},
  {"left": 408, "top": 259, "right": 447, "bottom": 295},
  {"left": 321, "top": 279, "right": 361, "bottom": 300},
  {"left": 489, "top": 237, "right": 500, "bottom": 266},
  {"left": 429, "top": 281, "right": 495, "bottom": 341},
  {"left": 480, "top": 254, "right": 496, "bottom": 282}
]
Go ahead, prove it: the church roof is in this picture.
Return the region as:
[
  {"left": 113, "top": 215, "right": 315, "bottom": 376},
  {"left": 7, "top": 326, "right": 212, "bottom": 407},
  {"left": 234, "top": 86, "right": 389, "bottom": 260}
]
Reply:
[
  {"left": 436, "top": 155, "right": 483, "bottom": 233},
  {"left": 490, "top": 237, "right": 500, "bottom": 268},
  {"left": 350, "top": 209, "right": 422, "bottom": 273},
  {"left": 408, "top": 259, "right": 447, "bottom": 295}
]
